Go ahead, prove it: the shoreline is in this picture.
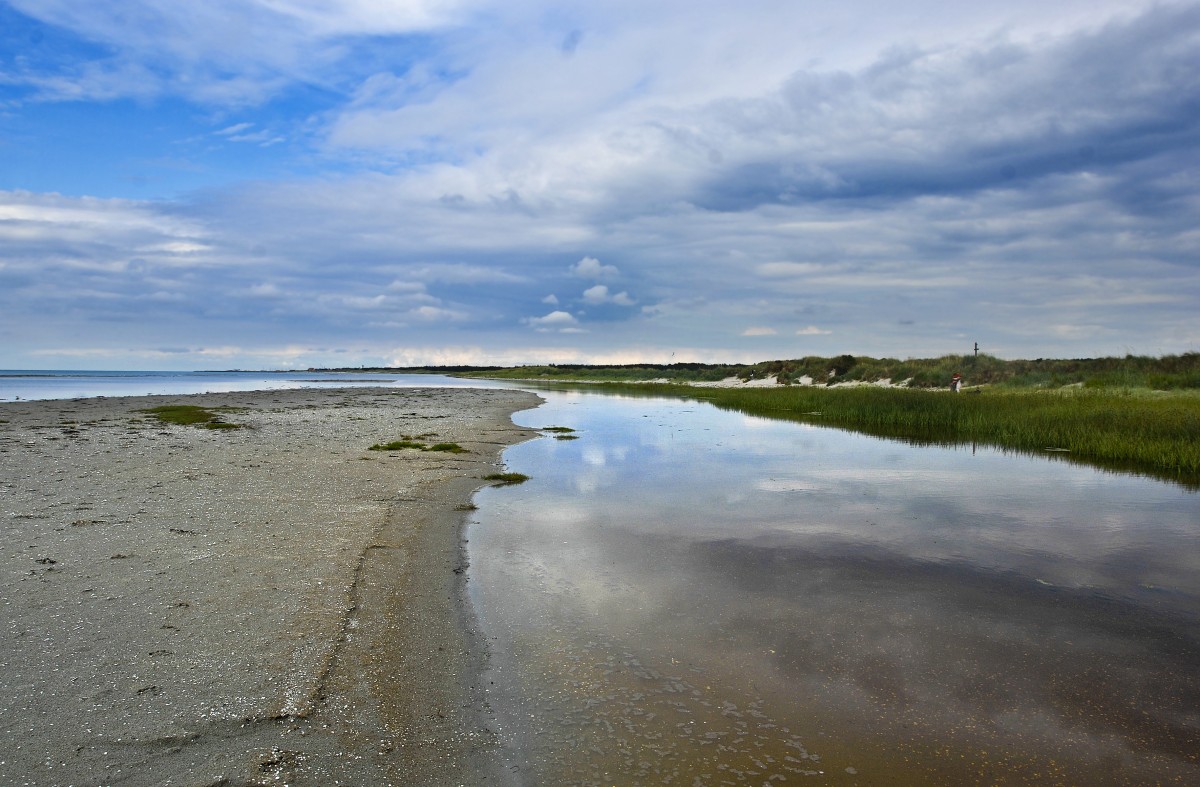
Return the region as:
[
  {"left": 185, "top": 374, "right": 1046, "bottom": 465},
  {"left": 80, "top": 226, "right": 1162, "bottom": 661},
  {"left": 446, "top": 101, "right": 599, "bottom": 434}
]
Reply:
[{"left": 0, "top": 385, "right": 542, "bottom": 785}]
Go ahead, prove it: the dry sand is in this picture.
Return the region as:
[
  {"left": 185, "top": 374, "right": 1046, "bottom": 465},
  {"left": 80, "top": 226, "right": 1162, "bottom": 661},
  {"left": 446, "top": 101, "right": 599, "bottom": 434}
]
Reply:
[{"left": 0, "top": 386, "right": 542, "bottom": 786}]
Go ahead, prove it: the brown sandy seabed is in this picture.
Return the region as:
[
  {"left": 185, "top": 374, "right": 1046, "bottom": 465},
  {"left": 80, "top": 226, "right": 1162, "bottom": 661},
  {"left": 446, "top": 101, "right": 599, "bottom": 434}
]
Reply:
[{"left": 0, "top": 386, "right": 543, "bottom": 786}]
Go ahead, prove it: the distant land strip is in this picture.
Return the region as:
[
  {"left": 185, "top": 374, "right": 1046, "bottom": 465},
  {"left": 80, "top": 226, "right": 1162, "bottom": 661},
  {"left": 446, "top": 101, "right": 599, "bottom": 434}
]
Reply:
[{"left": 302, "top": 352, "right": 1200, "bottom": 391}]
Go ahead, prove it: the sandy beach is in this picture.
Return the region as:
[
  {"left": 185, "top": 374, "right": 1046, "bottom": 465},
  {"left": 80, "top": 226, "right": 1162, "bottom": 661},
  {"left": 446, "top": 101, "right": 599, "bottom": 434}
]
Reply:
[{"left": 0, "top": 385, "right": 542, "bottom": 786}]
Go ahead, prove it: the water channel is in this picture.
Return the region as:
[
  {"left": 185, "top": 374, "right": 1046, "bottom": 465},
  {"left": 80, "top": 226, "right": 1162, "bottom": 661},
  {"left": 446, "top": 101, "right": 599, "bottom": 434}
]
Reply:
[{"left": 469, "top": 388, "right": 1200, "bottom": 785}]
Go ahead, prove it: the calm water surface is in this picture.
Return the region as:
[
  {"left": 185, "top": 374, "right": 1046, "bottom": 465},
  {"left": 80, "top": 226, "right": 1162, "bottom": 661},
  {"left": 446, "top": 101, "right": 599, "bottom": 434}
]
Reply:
[
  {"left": 0, "top": 369, "right": 508, "bottom": 401},
  {"left": 470, "top": 390, "right": 1199, "bottom": 785}
]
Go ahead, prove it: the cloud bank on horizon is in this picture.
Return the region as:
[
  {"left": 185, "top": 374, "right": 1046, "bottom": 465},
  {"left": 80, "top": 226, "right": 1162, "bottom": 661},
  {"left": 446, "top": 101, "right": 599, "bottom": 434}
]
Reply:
[{"left": 0, "top": 0, "right": 1197, "bottom": 369}]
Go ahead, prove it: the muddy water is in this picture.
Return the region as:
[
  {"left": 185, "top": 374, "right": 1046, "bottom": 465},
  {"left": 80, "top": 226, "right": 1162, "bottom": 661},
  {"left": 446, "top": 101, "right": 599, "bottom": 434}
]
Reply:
[{"left": 469, "top": 390, "right": 1200, "bottom": 785}]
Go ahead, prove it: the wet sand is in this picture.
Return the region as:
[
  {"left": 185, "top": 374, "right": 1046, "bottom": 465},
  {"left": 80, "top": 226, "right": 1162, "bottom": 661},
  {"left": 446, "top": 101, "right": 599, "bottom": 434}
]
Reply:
[{"left": 0, "top": 386, "right": 542, "bottom": 786}]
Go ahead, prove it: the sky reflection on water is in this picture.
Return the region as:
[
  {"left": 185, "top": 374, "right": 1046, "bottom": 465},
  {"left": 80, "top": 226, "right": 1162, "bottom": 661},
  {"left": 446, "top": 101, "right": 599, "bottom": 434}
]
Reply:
[
  {"left": 470, "top": 391, "right": 1199, "bottom": 785},
  {"left": 0, "top": 370, "right": 515, "bottom": 401}
]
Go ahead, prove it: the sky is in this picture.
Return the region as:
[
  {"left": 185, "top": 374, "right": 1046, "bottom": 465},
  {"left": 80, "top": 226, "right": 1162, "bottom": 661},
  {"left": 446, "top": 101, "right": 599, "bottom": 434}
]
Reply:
[{"left": 0, "top": 0, "right": 1197, "bottom": 370}]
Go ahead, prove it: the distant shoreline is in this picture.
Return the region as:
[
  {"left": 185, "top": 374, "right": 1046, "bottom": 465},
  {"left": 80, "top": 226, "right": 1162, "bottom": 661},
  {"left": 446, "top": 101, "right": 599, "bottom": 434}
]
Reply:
[{"left": 8, "top": 351, "right": 1198, "bottom": 391}]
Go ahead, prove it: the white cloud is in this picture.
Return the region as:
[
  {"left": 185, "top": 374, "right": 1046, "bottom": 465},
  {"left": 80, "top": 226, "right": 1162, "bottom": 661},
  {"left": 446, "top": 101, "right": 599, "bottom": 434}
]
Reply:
[
  {"left": 523, "top": 310, "right": 582, "bottom": 332},
  {"left": 582, "top": 284, "right": 609, "bottom": 304},
  {"left": 582, "top": 284, "right": 636, "bottom": 306},
  {"left": 408, "top": 263, "right": 528, "bottom": 284},
  {"left": 571, "top": 256, "right": 619, "bottom": 280},
  {"left": 542, "top": 293, "right": 559, "bottom": 305},
  {"left": 408, "top": 305, "right": 468, "bottom": 322},
  {"left": 28, "top": 342, "right": 330, "bottom": 366},
  {"left": 249, "top": 0, "right": 472, "bottom": 35},
  {"left": 386, "top": 345, "right": 575, "bottom": 367},
  {"left": 387, "top": 280, "right": 427, "bottom": 293},
  {"left": 318, "top": 293, "right": 388, "bottom": 310},
  {"left": 5, "top": 0, "right": 476, "bottom": 104},
  {"left": 756, "top": 262, "right": 830, "bottom": 278},
  {"left": 0, "top": 191, "right": 202, "bottom": 240},
  {"left": 224, "top": 128, "right": 286, "bottom": 146},
  {"left": 742, "top": 327, "right": 778, "bottom": 337},
  {"left": 382, "top": 343, "right": 735, "bottom": 368},
  {"left": 0, "top": 190, "right": 216, "bottom": 272},
  {"left": 248, "top": 282, "right": 282, "bottom": 297},
  {"left": 797, "top": 326, "right": 833, "bottom": 336},
  {"left": 216, "top": 122, "right": 255, "bottom": 136}
]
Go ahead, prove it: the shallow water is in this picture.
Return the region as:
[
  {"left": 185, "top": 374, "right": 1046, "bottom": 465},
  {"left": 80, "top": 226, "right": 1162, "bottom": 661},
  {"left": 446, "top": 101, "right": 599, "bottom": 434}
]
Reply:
[
  {"left": 469, "top": 390, "right": 1200, "bottom": 785},
  {"left": 0, "top": 369, "right": 510, "bottom": 401}
]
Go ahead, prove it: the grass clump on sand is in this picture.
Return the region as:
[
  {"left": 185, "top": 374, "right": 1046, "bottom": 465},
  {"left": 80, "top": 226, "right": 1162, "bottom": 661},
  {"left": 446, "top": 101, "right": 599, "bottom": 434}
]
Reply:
[
  {"left": 369, "top": 440, "right": 426, "bottom": 451},
  {"left": 369, "top": 439, "right": 469, "bottom": 453},
  {"left": 483, "top": 472, "right": 530, "bottom": 486},
  {"left": 427, "top": 442, "right": 468, "bottom": 453},
  {"left": 140, "top": 405, "right": 244, "bottom": 430}
]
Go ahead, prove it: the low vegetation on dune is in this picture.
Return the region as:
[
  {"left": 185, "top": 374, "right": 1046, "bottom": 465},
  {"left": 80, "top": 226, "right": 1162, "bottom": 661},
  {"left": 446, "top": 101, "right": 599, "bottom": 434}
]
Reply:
[{"left": 455, "top": 352, "right": 1200, "bottom": 390}]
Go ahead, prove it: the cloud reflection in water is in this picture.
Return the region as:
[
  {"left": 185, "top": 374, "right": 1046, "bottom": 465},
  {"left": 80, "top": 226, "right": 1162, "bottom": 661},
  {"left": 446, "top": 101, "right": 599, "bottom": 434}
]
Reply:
[{"left": 471, "top": 392, "right": 1199, "bottom": 783}]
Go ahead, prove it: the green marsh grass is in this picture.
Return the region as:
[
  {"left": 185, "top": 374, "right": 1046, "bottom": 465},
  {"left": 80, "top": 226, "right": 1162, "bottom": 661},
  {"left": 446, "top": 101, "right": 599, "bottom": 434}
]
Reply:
[
  {"left": 369, "top": 440, "right": 425, "bottom": 451},
  {"left": 427, "top": 442, "right": 468, "bottom": 453},
  {"left": 369, "top": 439, "right": 468, "bottom": 453},
  {"left": 140, "top": 405, "right": 244, "bottom": 430},
  {"left": 483, "top": 472, "right": 530, "bottom": 486},
  {"left": 567, "top": 383, "right": 1200, "bottom": 486}
]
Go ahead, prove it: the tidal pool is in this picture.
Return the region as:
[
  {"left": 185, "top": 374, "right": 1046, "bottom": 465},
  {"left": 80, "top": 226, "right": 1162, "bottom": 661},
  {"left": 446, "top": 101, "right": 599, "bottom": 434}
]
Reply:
[{"left": 469, "top": 390, "right": 1199, "bottom": 785}]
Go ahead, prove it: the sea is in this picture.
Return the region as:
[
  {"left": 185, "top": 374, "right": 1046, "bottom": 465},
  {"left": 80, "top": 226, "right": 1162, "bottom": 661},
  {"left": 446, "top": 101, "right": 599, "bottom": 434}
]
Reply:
[{"left": 0, "top": 369, "right": 502, "bottom": 402}]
